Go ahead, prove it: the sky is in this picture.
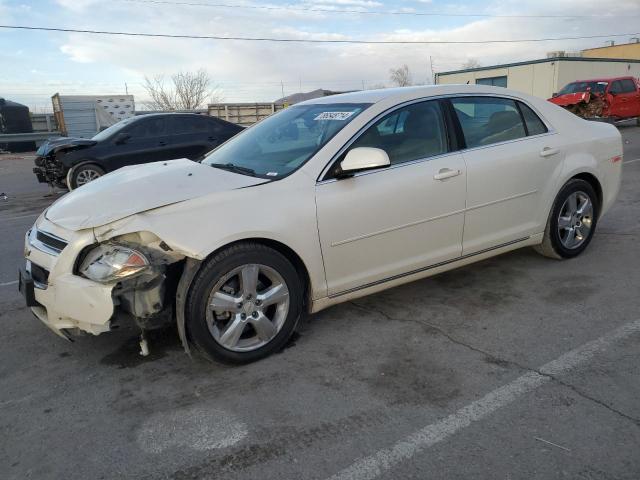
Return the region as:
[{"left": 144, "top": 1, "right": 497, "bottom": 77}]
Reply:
[{"left": 0, "top": 0, "right": 639, "bottom": 111}]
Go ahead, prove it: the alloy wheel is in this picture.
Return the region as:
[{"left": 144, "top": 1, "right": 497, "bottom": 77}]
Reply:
[
  {"left": 557, "top": 191, "right": 593, "bottom": 249},
  {"left": 75, "top": 168, "right": 101, "bottom": 186},
  {"left": 206, "top": 264, "right": 290, "bottom": 352}
]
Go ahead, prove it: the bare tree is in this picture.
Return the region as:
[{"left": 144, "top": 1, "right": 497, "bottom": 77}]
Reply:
[
  {"left": 461, "top": 58, "right": 481, "bottom": 69},
  {"left": 389, "top": 64, "right": 412, "bottom": 87},
  {"left": 143, "top": 69, "right": 222, "bottom": 110}
]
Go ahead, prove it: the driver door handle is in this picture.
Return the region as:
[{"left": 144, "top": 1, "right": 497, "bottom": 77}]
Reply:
[
  {"left": 158, "top": 141, "right": 167, "bottom": 146},
  {"left": 433, "top": 168, "right": 461, "bottom": 181},
  {"left": 540, "top": 147, "right": 559, "bottom": 157}
]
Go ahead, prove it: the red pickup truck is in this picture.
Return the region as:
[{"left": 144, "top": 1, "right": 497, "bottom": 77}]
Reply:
[{"left": 548, "top": 76, "right": 640, "bottom": 124}]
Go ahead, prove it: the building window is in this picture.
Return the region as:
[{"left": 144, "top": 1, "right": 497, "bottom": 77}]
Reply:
[{"left": 475, "top": 76, "right": 508, "bottom": 88}]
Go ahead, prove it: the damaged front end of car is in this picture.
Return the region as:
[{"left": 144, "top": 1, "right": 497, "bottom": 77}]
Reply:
[
  {"left": 33, "top": 138, "right": 96, "bottom": 188},
  {"left": 80, "top": 232, "right": 193, "bottom": 351}
]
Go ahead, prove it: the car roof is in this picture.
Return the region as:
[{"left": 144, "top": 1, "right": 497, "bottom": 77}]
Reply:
[{"left": 296, "top": 84, "right": 533, "bottom": 105}]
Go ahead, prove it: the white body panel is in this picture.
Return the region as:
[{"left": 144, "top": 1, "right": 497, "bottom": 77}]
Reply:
[
  {"left": 461, "top": 132, "right": 566, "bottom": 254},
  {"left": 22, "top": 84, "right": 622, "bottom": 338},
  {"left": 316, "top": 153, "right": 466, "bottom": 295}
]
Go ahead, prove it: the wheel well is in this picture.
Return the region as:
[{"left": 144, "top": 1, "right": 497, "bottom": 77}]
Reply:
[
  {"left": 570, "top": 172, "right": 603, "bottom": 210},
  {"left": 73, "top": 161, "right": 104, "bottom": 172},
  {"left": 210, "top": 238, "right": 312, "bottom": 310}
]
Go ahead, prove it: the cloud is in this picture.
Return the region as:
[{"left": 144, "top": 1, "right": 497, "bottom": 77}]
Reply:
[
  {"left": 313, "top": 0, "right": 383, "bottom": 7},
  {"left": 54, "top": 0, "right": 101, "bottom": 11},
  {"left": 15, "top": 0, "right": 639, "bottom": 107}
]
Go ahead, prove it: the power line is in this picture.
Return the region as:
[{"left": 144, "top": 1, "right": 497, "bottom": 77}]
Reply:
[
  {"left": 118, "top": 0, "right": 640, "bottom": 18},
  {"left": 2, "top": 25, "right": 639, "bottom": 45}
]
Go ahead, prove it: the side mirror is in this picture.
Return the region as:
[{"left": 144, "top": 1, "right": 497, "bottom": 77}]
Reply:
[
  {"left": 114, "top": 132, "right": 131, "bottom": 144},
  {"left": 338, "top": 147, "right": 390, "bottom": 178},
  {"left": 552, "top": 92, "right": 558, "bottom": 97}
]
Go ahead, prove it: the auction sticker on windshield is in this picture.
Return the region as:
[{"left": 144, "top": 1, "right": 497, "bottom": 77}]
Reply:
[{"left": 314, "top": 112, "right": 355, "bottom": 121}]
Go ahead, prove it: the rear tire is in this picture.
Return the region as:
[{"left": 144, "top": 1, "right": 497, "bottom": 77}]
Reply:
[
  {"left": 534, "top": 179, "right": 599, "bottom": 259},
  {"left": 186, "top": 242, "right": 303, "bottom": 364},
  {"left": 70, "top": 164, "right": 105, "bottom": 189}
]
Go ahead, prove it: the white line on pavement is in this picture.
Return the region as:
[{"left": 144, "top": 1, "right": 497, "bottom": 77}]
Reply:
[
  {"left": 327, "top": 318, "right": 640, "bottom": 480},
  {"left": 0, "top": 280, "right": 18, "bottom": 287},
  {"left": 624, "top": 158, "right": 640, "bottom": 165},
  {"left": 2, "top": 213, "right": 39, "bottom": 222}
]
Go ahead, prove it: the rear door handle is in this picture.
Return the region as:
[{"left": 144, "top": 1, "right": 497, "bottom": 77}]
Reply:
[
  {"left": 540, "top": 147, "right": 559, "bottom": 157},
  {"left": 158, "top": 141, "right": 167, "bottom": 146},
  {"left": 433, "top": 168, "right": 461, "bottom": 181}
]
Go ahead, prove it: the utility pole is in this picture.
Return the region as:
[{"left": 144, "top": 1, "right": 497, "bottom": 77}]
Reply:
[
  {"left": 429, "top": 56, "right": 434, "bottom": 85},
  {"left": 125, "top": 82, "right": 128, "bottom": 95},
  {"left": 361, "top": 80, "right": 365, "bottom": 90},
  {"left": 281, "top": 81, "right": 284, "bottom": 99}
]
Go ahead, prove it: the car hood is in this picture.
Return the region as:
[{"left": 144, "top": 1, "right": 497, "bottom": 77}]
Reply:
[
  {"left": 45, "top": 159, "right": 265, "bottom": 230},
  {"left": 548, "top": 92, "right": 591, "bottom": 106},
  {"left": 36, "top": 137, "right": 97, "bottom": 156}
]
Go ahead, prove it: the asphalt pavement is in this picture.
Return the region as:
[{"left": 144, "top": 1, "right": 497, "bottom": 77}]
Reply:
[{"left": 1, "top": 124, "right": 639, "bottom": 480}]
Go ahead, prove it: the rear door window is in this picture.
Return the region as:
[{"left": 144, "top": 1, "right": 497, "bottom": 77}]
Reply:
[
  {"left": 620, "top": 79, "right": 637, "bottom": 93},
  {"left": 609, "top": 81, "right": 625, "bottom": 94},
  {"left": 451, "top": 97, "right": 526, "bottom": 148},
  {"left": 165, "top": 116, "right": 209, "bottom": 135}
]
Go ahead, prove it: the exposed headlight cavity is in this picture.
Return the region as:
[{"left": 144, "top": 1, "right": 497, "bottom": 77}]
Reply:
[{"left": 80, "top": 243, "right": 150, "bottom": 283}]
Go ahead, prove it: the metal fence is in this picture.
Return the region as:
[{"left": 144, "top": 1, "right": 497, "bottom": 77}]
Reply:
[
  {"left": 30, "top": 113, "right": 58, "bottom": 133},
  {"left": 208, "top": 103, "right": 284, "bottom": 126},
  {"left": 0, "top": 132, "right": 61, "bottom": 143}
]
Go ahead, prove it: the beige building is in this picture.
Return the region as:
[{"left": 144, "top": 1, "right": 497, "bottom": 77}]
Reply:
[
  {"left": 582, "top": 40, "right": 640, "bottom": 60},
  {"left": 435, "top": 57, "right": 640, "bottom": 99}
]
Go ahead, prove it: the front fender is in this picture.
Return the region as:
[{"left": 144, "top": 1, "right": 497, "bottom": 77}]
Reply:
[{"left": 175, "top": 257, "right": 202, "bottom": 356}]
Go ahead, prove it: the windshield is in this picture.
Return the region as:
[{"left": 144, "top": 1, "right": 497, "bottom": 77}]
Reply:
[
  {"left": 558, "top": 81, "right": 608, "bottom": 95},
  {"left": 202, "top": 103, "right": 369, "bottom": 178},
  {"left": 91, "top": 117, "right": 137, "bottom": 141}
]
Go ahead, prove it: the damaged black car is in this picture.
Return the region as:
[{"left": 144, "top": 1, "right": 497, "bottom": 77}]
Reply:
[{"left": 33, "top": 113, "right": 243, "bottom": 189}]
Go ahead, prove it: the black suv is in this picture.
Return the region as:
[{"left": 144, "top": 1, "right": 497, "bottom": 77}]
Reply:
[{"left": 34, "top": 113, "right": 243, "bottom": 189}]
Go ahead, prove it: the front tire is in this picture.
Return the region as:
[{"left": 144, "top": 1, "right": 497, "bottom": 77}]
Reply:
[
  {"left": 535, "top": 179, "right": 599, "bottom": 259},
  {"left": 70, "top": 164, "right": 105, "bottom": 189},
  {"left": 186, "top": 242, "right": 303, "bottom": 364}
]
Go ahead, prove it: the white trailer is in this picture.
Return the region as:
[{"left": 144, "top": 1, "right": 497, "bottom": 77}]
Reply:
[{"left": 52, "top": 94, "right": 135, "bottom": 138}]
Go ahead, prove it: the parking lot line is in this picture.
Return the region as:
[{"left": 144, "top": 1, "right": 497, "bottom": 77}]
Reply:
[
  {"left": 624, "top": 158, "right": 640, "bottom": 165},
  {"left": 327, "top": 318, "right": 640, "bottom": 480},
  {"left": 2, "top": 213, "right": 39, "bottom": 222},
  {"left": 0, "top": 280, "right": 18, "bottom": 287}
]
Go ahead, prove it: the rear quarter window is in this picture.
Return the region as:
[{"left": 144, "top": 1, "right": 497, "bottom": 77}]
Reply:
[
  {"left": 518, "top": 102, "right": 548, "bottom": 136},
  {"left": 208, "top": 118, "right": 241, "bottom": 136}
]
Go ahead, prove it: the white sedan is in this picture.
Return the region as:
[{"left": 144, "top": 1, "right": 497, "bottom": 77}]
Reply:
[{"left": 19, "top": 84, "right": 622, "bottom": 364}]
